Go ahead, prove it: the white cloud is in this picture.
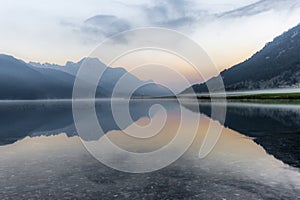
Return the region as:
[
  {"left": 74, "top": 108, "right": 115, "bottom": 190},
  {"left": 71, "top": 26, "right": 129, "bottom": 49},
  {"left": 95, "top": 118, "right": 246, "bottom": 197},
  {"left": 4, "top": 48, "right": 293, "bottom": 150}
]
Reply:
[{"left": 0, "top": 0, "right": 299, "bottom": 71}]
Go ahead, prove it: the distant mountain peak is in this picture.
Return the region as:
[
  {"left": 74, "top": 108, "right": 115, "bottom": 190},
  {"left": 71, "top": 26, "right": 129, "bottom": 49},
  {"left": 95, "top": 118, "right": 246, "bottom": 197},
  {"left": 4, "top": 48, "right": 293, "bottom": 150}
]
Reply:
[
  {"left": 0, "top": 54, "right": 27, "bottom": 65},
  {"left": 0, "top": 54, "right": 172, "bottom": 99}
]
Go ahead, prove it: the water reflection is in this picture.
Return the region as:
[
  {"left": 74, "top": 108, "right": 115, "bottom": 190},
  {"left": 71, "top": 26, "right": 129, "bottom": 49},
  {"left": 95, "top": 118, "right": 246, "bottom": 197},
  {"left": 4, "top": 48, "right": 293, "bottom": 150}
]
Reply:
[
  {"left": 0, "top": 100, "right": 179, "bottom": 145},
  {"left": 0, "top": 100, "right": 299, "bottom": 199},
  {"left": 1, "top": 100, "right": 299, "bottom": 168},
  {"left": 184, "top": 101, "right": 300, "bottom": 168}
]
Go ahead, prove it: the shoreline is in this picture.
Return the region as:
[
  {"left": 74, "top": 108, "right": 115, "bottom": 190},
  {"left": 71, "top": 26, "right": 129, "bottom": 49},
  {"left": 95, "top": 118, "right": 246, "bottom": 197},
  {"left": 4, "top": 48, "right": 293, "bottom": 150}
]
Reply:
[{"left": 0, "top": 92, "right": 300, "bottom": 103}]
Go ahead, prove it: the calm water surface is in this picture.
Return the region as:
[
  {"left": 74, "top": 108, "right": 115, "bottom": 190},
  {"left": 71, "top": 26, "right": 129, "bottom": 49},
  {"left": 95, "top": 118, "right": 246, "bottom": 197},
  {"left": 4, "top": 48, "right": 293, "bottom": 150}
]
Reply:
[{"left": 0, "top": 100, "right": 299, "bottom": 199}]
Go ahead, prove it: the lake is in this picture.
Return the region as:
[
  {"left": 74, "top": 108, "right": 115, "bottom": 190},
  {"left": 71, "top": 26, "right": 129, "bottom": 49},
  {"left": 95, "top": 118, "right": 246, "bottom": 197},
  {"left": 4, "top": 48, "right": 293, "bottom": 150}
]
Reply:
[{"left": 0, "top": 99, "right": 299, "bottom": 199}]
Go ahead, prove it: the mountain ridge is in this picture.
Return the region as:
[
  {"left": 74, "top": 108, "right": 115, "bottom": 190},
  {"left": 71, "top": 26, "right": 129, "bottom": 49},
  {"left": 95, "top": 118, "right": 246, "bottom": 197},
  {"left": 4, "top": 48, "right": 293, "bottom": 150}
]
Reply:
[
  {"left": 0, "top": 54, "right": 172, "bottom": 99},
  {"left": 182, "top": 23, "right": 300, "bottom": 94}
]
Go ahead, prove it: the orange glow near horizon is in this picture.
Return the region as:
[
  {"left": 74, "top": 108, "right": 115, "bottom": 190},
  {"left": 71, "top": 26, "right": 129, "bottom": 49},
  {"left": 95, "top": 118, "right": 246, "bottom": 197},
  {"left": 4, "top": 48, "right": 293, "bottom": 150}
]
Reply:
[{"left": 109, "top": 49, "right": 223, "bottom": 92}]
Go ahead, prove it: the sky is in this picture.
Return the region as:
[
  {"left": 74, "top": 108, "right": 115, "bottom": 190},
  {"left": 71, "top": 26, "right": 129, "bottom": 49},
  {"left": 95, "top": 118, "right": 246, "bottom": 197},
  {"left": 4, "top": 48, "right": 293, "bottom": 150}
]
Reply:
[{"left": 0, "top": 0, "right": 300, "bottom": 90}]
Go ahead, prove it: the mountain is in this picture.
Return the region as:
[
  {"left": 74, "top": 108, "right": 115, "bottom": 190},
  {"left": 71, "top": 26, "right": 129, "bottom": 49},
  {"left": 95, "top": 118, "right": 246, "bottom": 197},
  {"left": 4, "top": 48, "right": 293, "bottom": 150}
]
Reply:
[
  {"left": 0, "top": 55, "right": 172, "bottom": 99},
  {"left": 31, "top": 57, "right": 173, "bottom": 98},
  {"left": 0, "top": 54, "right": 74, "bottom": 99},
  {"left": 182, "top": 24, "right": 300, "bottom": 94}
]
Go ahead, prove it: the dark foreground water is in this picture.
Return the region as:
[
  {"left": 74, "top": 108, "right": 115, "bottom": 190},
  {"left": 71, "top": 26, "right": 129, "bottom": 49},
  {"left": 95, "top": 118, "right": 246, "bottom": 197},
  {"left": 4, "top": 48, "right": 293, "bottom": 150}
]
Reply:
[{"left": 0, "top": 100, "right": 299, "bottom": 199}]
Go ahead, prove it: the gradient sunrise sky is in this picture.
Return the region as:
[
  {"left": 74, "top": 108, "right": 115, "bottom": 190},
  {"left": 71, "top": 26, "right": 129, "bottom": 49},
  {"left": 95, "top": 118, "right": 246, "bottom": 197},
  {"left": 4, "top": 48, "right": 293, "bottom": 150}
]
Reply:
[{"left": 0, "top": 0, "right": 300, "bottom": 90}]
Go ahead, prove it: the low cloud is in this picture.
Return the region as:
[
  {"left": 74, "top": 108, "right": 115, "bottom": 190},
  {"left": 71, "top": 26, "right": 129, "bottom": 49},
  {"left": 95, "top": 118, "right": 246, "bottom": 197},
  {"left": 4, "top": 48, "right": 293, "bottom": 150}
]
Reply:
[
  {"left": 140, "top": 0, "right": 199, "bottom": 29},
  {"left": 219, "top": 0, "right": 300, "bottom": 18},
  {"left": 77, "top": 0, "right": 300, "bottom": 40},
  {"left": 46, "top": 0, "right": 300, "bottom": 66},
  {"left": 83, "top": 15, "right": 131, "bottom": 37}
]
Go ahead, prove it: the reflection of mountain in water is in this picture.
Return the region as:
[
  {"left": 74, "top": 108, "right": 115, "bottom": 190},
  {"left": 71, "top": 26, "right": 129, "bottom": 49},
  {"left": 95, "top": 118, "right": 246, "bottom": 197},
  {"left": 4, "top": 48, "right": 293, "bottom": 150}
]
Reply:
[
  {"left": 0, "top": 100, "right": 179, "bottom": 146},
  {"left": 184, "top": 102, "right": 300, "bottom": 168},
  {"left": 2, "top": 99, "right": 299, "bottom": 168}
]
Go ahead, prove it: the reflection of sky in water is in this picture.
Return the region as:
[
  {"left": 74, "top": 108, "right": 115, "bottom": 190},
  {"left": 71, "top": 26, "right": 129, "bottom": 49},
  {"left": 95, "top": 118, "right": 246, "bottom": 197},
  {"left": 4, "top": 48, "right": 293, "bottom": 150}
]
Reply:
[{"left": 0, "top": 100, "right": 299, "bottom": 199}]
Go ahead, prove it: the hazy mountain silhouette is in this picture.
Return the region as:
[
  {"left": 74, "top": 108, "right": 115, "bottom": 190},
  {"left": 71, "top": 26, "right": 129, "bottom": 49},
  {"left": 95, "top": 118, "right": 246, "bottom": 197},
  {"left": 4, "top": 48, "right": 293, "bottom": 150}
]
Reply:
[
  {"left": 0, "top": 54, "right": 74, "bottom": 99},
  {"left": 0, "top": 54, "right": 172, "bottom": 99},
  {"left": 182, "top": 23, "right": 300, "bottom": 94}
]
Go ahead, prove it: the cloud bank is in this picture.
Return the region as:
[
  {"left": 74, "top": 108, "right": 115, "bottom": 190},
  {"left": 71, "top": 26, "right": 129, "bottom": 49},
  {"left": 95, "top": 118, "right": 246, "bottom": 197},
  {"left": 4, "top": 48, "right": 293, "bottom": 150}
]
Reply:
[{"left": 0, "top": 0, "right": 299, "bottom": 71}]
